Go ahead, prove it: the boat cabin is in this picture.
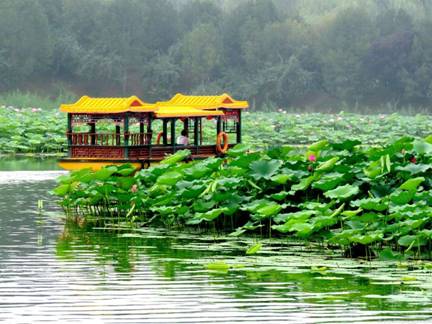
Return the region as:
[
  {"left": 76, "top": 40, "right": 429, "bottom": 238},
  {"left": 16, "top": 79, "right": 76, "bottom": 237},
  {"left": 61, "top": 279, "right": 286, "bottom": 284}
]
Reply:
[{"left": 59, "top": 93, "right": 249, "bottom": 170}]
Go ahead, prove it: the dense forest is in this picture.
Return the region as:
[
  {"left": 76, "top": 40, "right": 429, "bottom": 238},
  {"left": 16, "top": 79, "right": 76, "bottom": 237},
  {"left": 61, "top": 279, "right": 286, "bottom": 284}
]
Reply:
[{"left": 1, "top": 0, "right": 432, "bottom": 111}]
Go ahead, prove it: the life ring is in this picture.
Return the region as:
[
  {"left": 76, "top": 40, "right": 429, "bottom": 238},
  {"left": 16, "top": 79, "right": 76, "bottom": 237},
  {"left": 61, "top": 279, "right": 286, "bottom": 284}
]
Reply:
[
  {"left": 156, "top": 131, "right": 164, "bottom": 145},
  {"left": 216, "top": 132, "right": 229, "bottom": 154}
]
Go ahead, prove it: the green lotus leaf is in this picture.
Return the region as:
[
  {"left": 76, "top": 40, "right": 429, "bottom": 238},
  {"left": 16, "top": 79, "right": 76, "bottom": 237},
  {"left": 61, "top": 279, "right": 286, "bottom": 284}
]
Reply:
[
  {"left": 116, "top": 164, "right": 136, "bottom": 176},
  {"left": 316, "top": 157, "right": 339, "bottom": 172},
  {"left": 156, "top": 171, "right": 183, "bottom": 186},
  {"left": 396, "top": 164, "right": 432, "bottom": 175},
  {"left": 350, "top": 231, "right": 383, "bottom": 245},
  {"left": 312, "top": 215, "right": 338, "bottom": 229},
  {"left": 312, "top": 172, "right": 345, "bottom": 191},
  {"left": 289, "top": 223, "right": 315, "bottom": 238},
  {"left": 266, "top": 146, "right": 292, "bottom": 159},
  {"left": 413, "top": 140, "right": 432, "bottom": 155},
  {"left": 184, "top": 165, "right": 212, "bottom": 179},
  {"left": 399, "top": 177, "right": 425, "bottom": 192},
  {"left": 273, "top": 210, "right": 316, "bottom": 224},
  {"left": 94, "top": 166, "right": 117, "bottom": 181},
  {"left": 193, "top": 199, "right": 216, "bottom": 213},
  {"left": 271, "top": 173, "right": 293, "bottom": 185},
  {"left": 270, "top": 191, "right": 290, "bottom": 201},
  {"left": 116, "top": 177, "right": 136, "bottom": 191},
  {"left": 331, "top": 139, "right": 361, "bottom": 151},
  {"left": 350, "top": 198, "right": 387, "bottom": 211},
  {"left": 228, "top": 152, "right": 261, "bottom": 170},
  {"left": 378, "top": 248, "right": 404, "bottom": 261},
  {"left": 250, "top": 159, "right": 282, "bottom": 180},
  {"left": 390, "top": 190, "right": 414, "bottom": 205},
  {"left": 398, "top": 235, "right": 417, "bottom": 247},
  {"left": 246, "top": 243, "right": 262, "bottom": 255},
  {"left": 291, "top": 175, "right": 316, "bottom": 192},
  {"left": 341, "top": 208, "right": 363, "bottom": 217},
  {"left": 363, "top": 159, "right": 383, "bottom": 179},
  {"left": 324, "top": 184, "right": 359, "bottom": 200},
  {"left": 53, "top": 184, "right": 70, "bottom": 196},
  {"left": 227, "top": 143, "right": 251, "bottom": 157},
  {"left": 160, "top": 149, "right": 191, "bottom": 165},
  {"left": 308, "top": 140, "right": 328, "bottom": 152},
  {"left": 253, "top": 202, "right": 282, "bottom": 220},
  {"left": 194, "top": 207, "right": 228, "bottom": 222}
]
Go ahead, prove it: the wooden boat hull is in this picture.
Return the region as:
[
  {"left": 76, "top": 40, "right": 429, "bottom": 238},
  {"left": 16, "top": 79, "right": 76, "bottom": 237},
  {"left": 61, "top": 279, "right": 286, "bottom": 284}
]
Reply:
[{"left": 58, "top": 158, "right": 146, "bottom": 171}]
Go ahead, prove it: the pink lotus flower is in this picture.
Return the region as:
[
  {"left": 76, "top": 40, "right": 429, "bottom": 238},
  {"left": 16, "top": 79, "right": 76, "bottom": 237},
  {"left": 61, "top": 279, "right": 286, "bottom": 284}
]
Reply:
[
  {"left": 32, "top": 108, "right": 39, "bottom": 112},
  {"left": 308, "top": 154, "right": 316, "bottom": 162},
  {"left": 131, "top": 184, "right": 138, "bottom": 193}
]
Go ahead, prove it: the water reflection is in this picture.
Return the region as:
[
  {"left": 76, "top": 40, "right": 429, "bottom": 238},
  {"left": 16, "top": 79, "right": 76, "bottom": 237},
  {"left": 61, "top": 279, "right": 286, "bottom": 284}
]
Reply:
[
  {"left": 56, "top": 222, "right": 432, "bottom": 317},
  {"left": 1, "top": 171, "right": 432, "bottom": 323}
]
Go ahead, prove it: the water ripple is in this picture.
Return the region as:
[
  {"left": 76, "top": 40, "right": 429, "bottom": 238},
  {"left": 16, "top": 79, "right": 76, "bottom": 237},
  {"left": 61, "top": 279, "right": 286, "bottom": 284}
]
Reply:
[{"left": 1, "top": 172, "right": 432, "bottom": 323}]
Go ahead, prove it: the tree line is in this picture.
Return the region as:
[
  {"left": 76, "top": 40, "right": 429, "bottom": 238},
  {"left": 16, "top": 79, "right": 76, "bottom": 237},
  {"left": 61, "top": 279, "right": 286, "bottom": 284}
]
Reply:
[{"left": 1, "top": 0, "right": 432, "bottom": 111}]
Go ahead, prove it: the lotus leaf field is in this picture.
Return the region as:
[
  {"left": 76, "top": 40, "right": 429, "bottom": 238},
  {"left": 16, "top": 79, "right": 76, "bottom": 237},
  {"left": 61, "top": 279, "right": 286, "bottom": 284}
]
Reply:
[
  {"left": 54, "top": 136, "right": 432, "bottom": 259},
  {"left": 2, "top": 106, "right": 432, "bottom": 153}
]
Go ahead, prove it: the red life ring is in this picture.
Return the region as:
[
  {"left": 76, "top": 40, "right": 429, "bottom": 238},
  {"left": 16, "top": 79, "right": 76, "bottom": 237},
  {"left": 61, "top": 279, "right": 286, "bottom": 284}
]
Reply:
[{"left": 216, "top": 132, "right": 229, "bottom": 154}]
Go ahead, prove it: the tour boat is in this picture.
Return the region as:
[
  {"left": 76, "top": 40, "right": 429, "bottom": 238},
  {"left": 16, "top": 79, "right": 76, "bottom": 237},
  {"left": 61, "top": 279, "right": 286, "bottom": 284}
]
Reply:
[{"left": 58, "top": 93, "right": 248, "bottom": 170}]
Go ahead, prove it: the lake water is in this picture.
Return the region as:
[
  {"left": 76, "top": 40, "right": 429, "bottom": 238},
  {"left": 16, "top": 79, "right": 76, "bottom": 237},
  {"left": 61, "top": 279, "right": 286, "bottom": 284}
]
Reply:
[{"left": 1, "top": 159, "right": 432, "bottom": 323}]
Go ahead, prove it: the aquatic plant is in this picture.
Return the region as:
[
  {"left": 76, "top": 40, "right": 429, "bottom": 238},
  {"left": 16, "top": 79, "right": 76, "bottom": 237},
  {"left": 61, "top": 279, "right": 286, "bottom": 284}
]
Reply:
[
  {"left": 54, "top": 135, "right": 432, "bottom": 259},
  {"left": 2, "top": 107, "right": 432, "bottom": 153}
]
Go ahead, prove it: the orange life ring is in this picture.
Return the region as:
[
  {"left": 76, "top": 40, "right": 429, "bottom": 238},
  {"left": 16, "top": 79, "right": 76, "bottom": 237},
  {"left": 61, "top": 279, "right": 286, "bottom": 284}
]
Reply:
[
  {"left": 156, "top": 131, "right": 164, "bottom": 145},
  {"left": 216, "top": 132, "right": 229, "bottom": 154}
]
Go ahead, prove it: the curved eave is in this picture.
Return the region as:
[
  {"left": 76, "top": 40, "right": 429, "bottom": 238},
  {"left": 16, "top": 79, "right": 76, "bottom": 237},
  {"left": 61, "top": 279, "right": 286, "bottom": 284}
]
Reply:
[
  {"left": 59, "top": 95, "right": 156, "bottom": 114},
  {"left": 59, "top": 105, "right": 157, "bottom": 114}
]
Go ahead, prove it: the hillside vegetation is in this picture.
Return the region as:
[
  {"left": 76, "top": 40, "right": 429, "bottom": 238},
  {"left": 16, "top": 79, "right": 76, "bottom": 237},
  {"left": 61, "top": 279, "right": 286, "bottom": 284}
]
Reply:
[{"left": 1, "top": 0, "right": 432, "bottom": 111}]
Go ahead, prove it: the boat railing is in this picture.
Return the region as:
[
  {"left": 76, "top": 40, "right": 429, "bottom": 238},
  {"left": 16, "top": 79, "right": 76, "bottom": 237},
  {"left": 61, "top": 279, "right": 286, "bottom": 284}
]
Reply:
[{"left": 69, "top": 132, "right": 152, "bottom": 146}]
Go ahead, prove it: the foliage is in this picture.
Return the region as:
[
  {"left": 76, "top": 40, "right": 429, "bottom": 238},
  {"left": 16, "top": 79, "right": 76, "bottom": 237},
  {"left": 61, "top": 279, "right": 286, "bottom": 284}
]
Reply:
[
  {"left": 2, "top": 106, "right": 432, "bottom": 153},
  {"left": 1, "top": 0, "right": 432, "bottom": 110},
  {"left": 0, "top": 106, "right": 66, "bottom": 153},
  {"left": 54, "top": 136, "right": 432, "bottom": 259}
]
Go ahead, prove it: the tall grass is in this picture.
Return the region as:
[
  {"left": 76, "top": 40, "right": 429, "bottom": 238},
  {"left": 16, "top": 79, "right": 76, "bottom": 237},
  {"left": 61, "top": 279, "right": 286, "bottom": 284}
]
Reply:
[{"left": 0, "top": 90, "right": 77, "bottom": 110}]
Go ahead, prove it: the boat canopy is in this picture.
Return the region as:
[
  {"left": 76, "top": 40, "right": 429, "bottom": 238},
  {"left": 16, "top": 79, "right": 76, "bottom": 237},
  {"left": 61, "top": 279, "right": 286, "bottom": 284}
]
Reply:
[
  {"left": 60, "top": 96, "right": 155, "bottom": 114},
  {"left": 60, "top": 93, "right": 248, "bottom": 118},
  {"left": 157, "top": 93, "right": 249, "bottom": 110}
]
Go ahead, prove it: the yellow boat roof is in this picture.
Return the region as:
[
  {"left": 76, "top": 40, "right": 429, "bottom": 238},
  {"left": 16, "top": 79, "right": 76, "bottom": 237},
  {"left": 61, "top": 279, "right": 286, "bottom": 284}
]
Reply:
[
  {"left": 154, "top": 106, "right": 223, "bottom": 118},
  {"left": 60, "top": 96, "right": 156, "bottom": 114},
  {"left": 158, "top": 93, "right": 249, "bottom": 110},
  {"left": 60, "top": 93, "right": 247, "bottom": 117}
]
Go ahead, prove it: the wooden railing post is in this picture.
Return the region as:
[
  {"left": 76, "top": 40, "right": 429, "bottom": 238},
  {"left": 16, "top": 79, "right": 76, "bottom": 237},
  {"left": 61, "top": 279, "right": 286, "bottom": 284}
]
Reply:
[
  {"left": 124, "top": 113, "right": 129, "bottom": 158},
  {"left": 236, "top": 110, "right": 242, "bottom": 144},
  {"left": 67, "top": 114, "right": 72, "bottom": 157}
]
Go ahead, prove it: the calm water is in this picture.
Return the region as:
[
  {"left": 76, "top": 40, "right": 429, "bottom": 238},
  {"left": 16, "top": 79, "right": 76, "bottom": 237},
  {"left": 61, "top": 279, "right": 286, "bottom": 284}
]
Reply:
[{"left": 1, "top": 159, "right": 432, "bottom": 323}]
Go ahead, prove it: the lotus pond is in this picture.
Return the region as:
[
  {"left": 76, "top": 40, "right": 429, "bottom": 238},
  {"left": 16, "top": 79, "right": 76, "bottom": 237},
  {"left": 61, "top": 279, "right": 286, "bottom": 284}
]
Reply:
[
  {"left": 55, "top": 135, "right": 432, "bottom": 261},
  {"left": 2, "top": 165, "right": 432, "bottom": 322},
  {"left": 2, "top": 105, "right": 432, "bottom": 153}
]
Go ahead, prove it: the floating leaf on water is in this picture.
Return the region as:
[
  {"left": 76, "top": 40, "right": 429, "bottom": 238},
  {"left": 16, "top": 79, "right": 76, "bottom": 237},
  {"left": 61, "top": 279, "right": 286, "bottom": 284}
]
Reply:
[
  {"left": 118, "top": 233, "right": 146, "bottom": 238},
  {"left": 206, "top": 262, "right": 230, "bottom": 272},
  {"left": 246, "top": 243, "right": 262, "bottom": 255},
  {"left": 310, "top": 266, "right": 328, "bottom": 275}
]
